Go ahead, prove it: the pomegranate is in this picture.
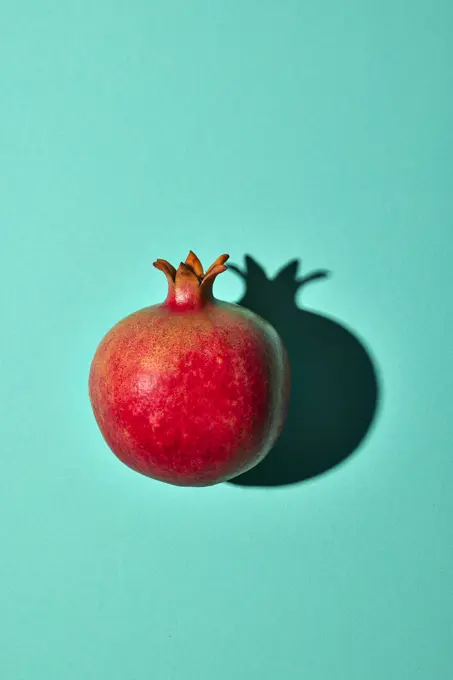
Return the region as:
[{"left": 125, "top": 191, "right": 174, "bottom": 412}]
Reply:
[{"left": 88, "top": 251, "right": 290, "bottom": 486}]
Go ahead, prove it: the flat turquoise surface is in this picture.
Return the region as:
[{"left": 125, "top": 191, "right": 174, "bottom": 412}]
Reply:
[{"left": 2, "top": 2, "right": 452, "bottom": 678}]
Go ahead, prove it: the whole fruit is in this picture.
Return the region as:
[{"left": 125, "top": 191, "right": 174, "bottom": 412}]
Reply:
[{"left": 88, "top": 251, "right": 290, "bottom": 486}]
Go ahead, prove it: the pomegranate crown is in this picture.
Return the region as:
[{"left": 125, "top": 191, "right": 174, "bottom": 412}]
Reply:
[{"left": 153, "top": 251, "right": 229, "bottom": 309}]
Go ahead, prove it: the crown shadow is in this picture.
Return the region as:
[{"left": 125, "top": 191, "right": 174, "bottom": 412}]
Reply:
[{"left": 227, "top": 255, "right": 380, "bottom": 488}]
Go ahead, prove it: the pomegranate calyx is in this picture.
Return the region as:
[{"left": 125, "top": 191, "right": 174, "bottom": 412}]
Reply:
[
  {"left": 153, "top": 252, "right": 230, "bottom": 308},
  {"left": 184, "top": 251, "right": 204, "bottom": 279},
  {"left": 152, "top": 259, "right": 177, "bottom": 284}
]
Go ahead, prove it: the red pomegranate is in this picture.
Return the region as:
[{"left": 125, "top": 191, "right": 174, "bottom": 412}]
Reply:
[{"left": 88, "top": 251, "right": 290, "bottom": 486}]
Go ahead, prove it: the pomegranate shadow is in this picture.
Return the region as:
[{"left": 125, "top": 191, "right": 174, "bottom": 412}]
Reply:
[{"left": 227, "top": 255, "right": 380, "bottom": 488}]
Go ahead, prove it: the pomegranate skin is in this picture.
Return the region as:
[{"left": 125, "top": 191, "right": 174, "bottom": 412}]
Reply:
[{"left": 88, "top": 253, "right": 289, "bottom": 486}]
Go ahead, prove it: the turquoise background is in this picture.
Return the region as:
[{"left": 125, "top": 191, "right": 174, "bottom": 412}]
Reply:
[{"left": 1, "top": 1, "right": 452, "bottom": 678}]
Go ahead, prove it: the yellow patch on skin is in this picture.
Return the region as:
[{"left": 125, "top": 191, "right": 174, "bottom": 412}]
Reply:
[
  {"left": 139, "top": 354, "right": 165, "bottom": 371},
  {"left": 122, "top": 428, "right": 133, "bottom": 441},
  {"left": 90, "top": 346, "right": 109, "bottom": 378},
  {"left": 221, "top": 415, "right": 237, "bottom": 428},
  {"left": 148, "top": 410, "right": 164, "bottom": 427}
]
